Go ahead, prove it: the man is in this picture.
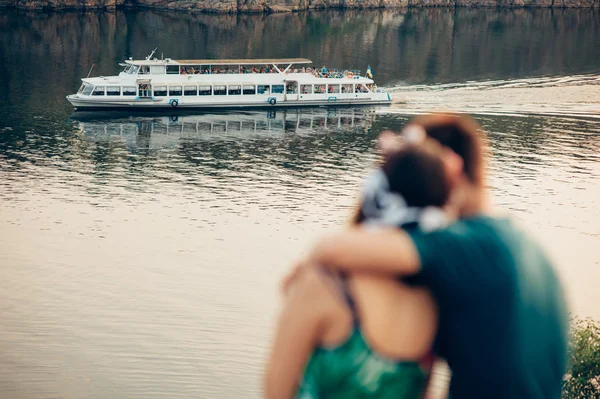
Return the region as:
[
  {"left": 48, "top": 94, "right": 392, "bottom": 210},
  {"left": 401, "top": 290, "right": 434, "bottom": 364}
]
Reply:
[{"left": 287, "top": 114, "right": 569, "bottom": 399}]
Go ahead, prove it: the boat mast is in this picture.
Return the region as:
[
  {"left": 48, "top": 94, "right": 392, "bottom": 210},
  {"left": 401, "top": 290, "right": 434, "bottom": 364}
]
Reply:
[
  {"left": 86, "top": 63, "right": 95, "bottom": 78},
  {"left": 146, "top": 47, "right": 158, "bottom": 60}
]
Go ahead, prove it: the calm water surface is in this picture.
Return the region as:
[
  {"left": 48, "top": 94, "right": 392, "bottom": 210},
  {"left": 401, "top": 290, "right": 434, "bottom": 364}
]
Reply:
[{"left": 1, "top": 8, "right": 599, "bottom": 399}]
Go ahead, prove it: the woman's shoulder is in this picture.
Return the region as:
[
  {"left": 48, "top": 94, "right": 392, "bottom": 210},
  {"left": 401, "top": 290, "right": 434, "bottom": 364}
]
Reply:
[
  {"left": 289, "top": 268, "right": 354, "bottom": 347},
  {"left": 289, "top": 268, "right": 342, "bottom": 303}
]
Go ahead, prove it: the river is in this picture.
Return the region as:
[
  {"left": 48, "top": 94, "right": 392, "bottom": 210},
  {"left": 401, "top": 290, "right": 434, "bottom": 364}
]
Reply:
[{"left": 1, "top": 8, "right": 599, "bottom": 399}]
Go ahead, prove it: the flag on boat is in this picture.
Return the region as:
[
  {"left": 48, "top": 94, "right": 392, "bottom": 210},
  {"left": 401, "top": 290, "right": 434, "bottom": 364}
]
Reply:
[{"left": 366, "top": 65, "right": 373, "bottom": 79}]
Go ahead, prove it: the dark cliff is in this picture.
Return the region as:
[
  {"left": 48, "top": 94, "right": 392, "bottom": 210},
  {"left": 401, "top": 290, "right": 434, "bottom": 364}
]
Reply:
[{"left": 4, "top": 0, "right": 599, "bottom": 11}]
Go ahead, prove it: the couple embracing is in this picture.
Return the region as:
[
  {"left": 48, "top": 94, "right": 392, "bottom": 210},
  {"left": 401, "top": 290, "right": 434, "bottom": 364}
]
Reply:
[{"left": 265, "top": 114, "right": 569, "bottom": 399}]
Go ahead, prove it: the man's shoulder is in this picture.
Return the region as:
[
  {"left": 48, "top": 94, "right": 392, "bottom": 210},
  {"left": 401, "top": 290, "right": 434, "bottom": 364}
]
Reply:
[
  {"left": 446, "top": 215, "right": 545, "bottom": 259},
  {"left": 416, "top": 214, "right": 516, "bottom": 243},
  {"left": 407, "top": 214, "right": 543, "bottom": 276},
  {"left": 449, "top": 214, "right": 511, "bottom": 231},
  {"left": 443, "top": 215, "right": 560, "bottom": 283}
]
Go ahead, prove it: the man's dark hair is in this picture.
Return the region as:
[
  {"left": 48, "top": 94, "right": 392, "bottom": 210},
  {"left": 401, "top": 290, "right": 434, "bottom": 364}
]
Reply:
[{"left": 412, "top": 114, "right": 485, "bottom": 188}]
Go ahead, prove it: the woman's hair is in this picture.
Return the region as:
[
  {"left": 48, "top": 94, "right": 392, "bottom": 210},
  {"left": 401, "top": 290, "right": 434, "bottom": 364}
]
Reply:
[{"left": 353, "top": 139, "right": 451, "bottom": 225}]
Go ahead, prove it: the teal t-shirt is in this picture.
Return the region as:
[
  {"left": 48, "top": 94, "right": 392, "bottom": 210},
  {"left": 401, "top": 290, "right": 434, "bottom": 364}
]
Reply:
[{"left": 406, "top": 215, "right": 568, "bottom": 399}]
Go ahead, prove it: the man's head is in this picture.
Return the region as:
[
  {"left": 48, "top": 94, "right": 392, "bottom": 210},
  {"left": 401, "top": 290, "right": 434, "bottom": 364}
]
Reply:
[
  {"left": 378, "top": 114, "right": 487, "bottom": 217},
  {"left": 410, "top": 114, "right": 487, "bottom": 216},
  {"left": 410, "top": 114, "right": 485, "bottom": 189}
]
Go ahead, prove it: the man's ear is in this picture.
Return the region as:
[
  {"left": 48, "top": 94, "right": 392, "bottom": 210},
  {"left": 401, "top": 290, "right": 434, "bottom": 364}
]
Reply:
[{"left": 377, "top": 130, "right": 402, "bottom": 156}]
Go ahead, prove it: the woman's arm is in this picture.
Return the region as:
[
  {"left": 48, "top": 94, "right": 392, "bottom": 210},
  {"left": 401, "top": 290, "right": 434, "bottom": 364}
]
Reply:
[{"left": 265, "top": 269, "right": 330, "bottom": 399}]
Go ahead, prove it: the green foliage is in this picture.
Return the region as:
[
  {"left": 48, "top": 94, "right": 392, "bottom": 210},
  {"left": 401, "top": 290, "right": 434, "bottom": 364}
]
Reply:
[{"left": 563, "top": 318, "right": 600, "bottom": 399}]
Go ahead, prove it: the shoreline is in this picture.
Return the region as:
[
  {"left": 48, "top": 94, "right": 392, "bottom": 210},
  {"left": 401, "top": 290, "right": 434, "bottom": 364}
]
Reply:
[{"left": 2, "top": 0, "right": 598, "bottom": 12}]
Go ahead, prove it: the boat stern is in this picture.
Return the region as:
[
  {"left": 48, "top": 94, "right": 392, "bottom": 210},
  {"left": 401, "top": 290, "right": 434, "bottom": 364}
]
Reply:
[{"left": 372, "top": 90, "right": 392, "bottom": 104}]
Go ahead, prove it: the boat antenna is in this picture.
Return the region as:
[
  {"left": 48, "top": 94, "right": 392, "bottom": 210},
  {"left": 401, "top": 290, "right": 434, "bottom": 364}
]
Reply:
[
  {"left": 86, "top": 63, "right": 96, "bottom": 78},
  {"left": 146, "top": 47, "right": 158, "bottom": 60}
]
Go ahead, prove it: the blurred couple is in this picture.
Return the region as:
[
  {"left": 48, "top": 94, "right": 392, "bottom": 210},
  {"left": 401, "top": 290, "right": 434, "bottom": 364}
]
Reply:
[{"left": 265, "top": 114, "right": 569, "bottom": 399}]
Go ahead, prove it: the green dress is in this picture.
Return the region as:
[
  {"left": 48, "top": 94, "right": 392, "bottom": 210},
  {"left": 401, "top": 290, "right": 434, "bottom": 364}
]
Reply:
[{"left": 296, "top": 282, "right": 431, "bottom": 399}]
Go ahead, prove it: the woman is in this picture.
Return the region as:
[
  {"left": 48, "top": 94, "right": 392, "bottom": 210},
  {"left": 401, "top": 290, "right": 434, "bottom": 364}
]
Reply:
[{"left": 265, "top": 136, "right": 459, "bottom": 399}]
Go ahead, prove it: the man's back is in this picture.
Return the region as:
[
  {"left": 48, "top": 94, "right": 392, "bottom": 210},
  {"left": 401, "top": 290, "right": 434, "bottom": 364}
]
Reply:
[{"left": 406, "top": 215, "right": 568, "bottom": 399}]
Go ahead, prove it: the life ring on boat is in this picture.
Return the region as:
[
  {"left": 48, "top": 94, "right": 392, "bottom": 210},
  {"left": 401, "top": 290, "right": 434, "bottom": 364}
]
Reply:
[
  {"left": 346, "top": 72, "right": 354, "bottom": 79},
  {"left": 269, "top": 98, "right": 276, "bottom": 106},
  {"left": 171, "top": 99, "right": 179, "bottom": 108}
]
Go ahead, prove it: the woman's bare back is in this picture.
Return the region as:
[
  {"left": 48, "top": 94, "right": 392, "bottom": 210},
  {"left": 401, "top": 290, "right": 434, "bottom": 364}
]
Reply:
[{"left": 316, "top": 270, "right": 437, "bottom": 361}]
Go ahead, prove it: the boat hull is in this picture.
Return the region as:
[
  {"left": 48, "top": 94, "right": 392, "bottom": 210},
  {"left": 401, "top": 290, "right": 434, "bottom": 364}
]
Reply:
[{"left": 66, "top": 95, "right": 392, "bottom": 110}]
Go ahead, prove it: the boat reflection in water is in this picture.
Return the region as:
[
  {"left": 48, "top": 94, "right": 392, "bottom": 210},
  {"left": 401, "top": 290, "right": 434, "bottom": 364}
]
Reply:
[{"left": 71, "top": 108, "right": 377, "bottom": 149}]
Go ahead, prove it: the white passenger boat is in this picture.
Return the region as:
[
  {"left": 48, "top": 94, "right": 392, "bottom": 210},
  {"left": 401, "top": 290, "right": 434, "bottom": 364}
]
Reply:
[{"left": 67, "top": 54, "right": 391, "bottom": 110}]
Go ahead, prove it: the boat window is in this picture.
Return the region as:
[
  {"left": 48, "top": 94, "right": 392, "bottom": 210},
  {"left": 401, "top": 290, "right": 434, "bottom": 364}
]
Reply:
[
  {"left": 82, "top": 84, "right": 94, "bottom": 96},
  {"left": 139, "top": 84, "right": 151, "bottom": 98},
  {"left": 300, "top": 84, "right": 312, "bottom": 94},
  {"left": 342, "top": 84, "right": 353, "bottom": 93},
  {"left": 327, "top": 84, "right": 340, "bottom": 94},
  {"left": 122, "top": 66, "right": 131, "bottom": 74},
  {"left": 314, "top": 84, "right": 326, "bottom": 94},
  {"left": 92, "top": 86, "right": 105, "bottom": 96},
  {"left": 106, "top": 86, "right": 121, "bottom": 96},
  {"left": 340, "top": 117, "right": 353, "bottom": 126},
  {"left": 243, "top": 85, "right": 256, "bottom": 95},
  {"left": 166, "top": 65, "right": 180, "bottom": 75},
  {"left": 257, "top": 85, "right": 270, "bottom": 94},
  {"left": 128, "top": 66, "right": 139, "bottom": 75},
  {"left": 184, "top": 86, "right": 197, "bottom": 96},
  {"left": 272, "top": 85, "right": 284, "bottom": 94},
  {"left": 150, "top": 65, "right": 165, "bottom": 75},
  {"left": 213, "top": 85, "right": 226, "bottom": 96},
  {"left": 123, "top": 86, "right": 137, "bottom": 96},
  {"left": 139, "top": 66, "right": 150, "bottom": 75},
  {"left": 228, "top": 85, "right": 241, "bottom": 95},
  {"left": 198, "top": 86, "right": 212, "bottom": 96},
  {"left": 286, "top": 83, "right": 297, "bottom": 94},
  {"left": 182, "top": 66, "right": 201, "bottom": 75},
  {"left": 77, "top": 84, "right": 86, "bottom": 94},
  {"left": 169, "top": 86, "right": 182, "bottom": 96},
  {"left": 153, "top": 86, "right": 167, "bottom": 96},
  {"left": 355, "top": 84, "right": 369, "bottom": 93}
]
